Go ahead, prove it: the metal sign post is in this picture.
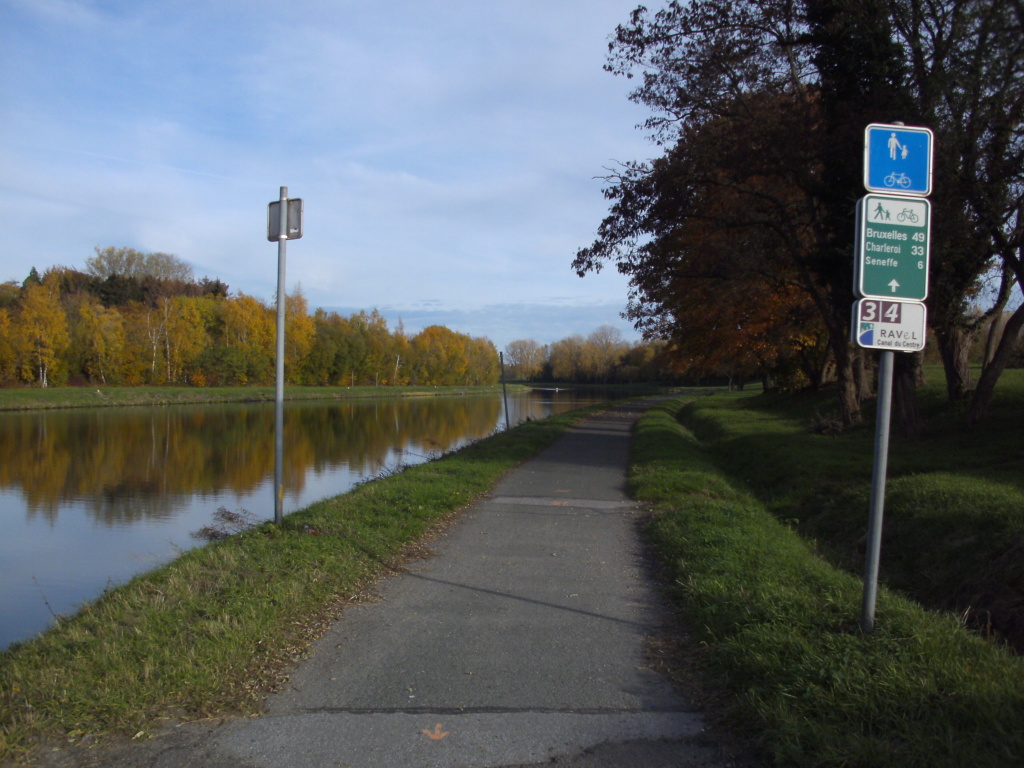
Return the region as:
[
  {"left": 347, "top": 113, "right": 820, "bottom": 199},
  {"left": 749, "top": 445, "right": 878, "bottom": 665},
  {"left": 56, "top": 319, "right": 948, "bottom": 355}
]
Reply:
[
  {"left": 267, "top": 187, "right": 303, "bottom": 524},
  {"left": 499, "top": 352, "right": 510, "bottom": 430},
  {"left": 860, "top": 350, "right": 894, "bottom": 631},
  {"left": 855, "top": 122, "right": 932, "bottom": 633}
]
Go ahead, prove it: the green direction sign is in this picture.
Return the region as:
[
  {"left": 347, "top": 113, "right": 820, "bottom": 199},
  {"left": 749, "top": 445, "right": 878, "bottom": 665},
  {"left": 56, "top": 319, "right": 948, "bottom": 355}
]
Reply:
[{"left": 856, "top": 194, "right": 930, "bottom": 301}]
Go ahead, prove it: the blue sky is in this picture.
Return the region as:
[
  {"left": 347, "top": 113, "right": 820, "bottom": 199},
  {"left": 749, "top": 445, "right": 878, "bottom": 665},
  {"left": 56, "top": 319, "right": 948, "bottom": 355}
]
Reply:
[{"left": 0, "top": 0, "right": 654, "bottom": 350}]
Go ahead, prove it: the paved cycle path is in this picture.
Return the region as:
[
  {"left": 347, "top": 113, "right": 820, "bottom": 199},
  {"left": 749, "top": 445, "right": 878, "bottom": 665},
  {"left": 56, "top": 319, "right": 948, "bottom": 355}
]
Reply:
[{"left": 63, "top": 402, "right": 748, "bottom": 768}]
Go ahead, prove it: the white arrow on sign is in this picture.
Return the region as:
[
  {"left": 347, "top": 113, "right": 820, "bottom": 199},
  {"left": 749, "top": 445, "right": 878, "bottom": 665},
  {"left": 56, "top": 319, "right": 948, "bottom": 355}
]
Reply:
[{"left": 888, "top": 279, "right": 900, "bottom": 292}]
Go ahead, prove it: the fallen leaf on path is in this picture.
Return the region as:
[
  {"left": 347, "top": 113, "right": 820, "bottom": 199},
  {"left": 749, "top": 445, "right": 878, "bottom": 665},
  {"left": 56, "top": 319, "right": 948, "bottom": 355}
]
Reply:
[{"left": 421, "top": 723, "right": 450, "bottom": 740}]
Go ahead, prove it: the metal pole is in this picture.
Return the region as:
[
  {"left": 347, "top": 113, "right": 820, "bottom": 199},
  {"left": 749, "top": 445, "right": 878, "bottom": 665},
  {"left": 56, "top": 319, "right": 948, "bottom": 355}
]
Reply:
[
  {"left": 500, "top": 352, "right": 510, "bottom": 430},
  {"left": 861, "top": 350, "right": 894, "bottom": 632},
  {"left": 274, "top": 186, "right": 288, "bottom": 525}
]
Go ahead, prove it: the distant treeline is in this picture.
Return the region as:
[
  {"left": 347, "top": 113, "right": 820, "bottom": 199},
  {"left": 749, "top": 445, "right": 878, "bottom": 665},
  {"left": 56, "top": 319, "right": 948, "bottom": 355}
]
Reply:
[
  {"left": 502, "top": 327, "right": 683, "bottom": 385},
  {"left": 2, "top": 248, "right": 687, "bottom": 391},
  {"left": 0, "top": 249, "right": 498, "bottom": 388}
]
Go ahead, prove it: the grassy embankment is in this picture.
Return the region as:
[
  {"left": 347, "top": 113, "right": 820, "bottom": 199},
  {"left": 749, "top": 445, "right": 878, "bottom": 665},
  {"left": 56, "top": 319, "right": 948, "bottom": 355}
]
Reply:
[
  {"left": 0, "top": 401, "right": 611, "bottom": 763},
  {"left": 632, "top": 370, "right": 1024, "bottom": 768},
  {"left": 0, "top": 384, "right": 526, "bottom": 411}
]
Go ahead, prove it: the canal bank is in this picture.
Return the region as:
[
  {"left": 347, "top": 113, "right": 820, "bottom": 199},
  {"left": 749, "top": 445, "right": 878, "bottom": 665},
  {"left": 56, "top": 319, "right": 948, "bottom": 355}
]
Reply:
[
  {"left": 0, "top": 385, "right": 530, "bottom": 413},
  {"left": 2, "top": 400, "right": 758, "bottom": 767},
  {"left": 0, "top": 389, "right": 609, "bottom": 652}
]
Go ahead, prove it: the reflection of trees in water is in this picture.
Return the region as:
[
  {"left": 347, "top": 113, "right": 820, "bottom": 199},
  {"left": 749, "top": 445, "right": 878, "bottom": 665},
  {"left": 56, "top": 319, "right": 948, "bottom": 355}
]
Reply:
[
  {"left": 293, "top": 397, "right": 502, "bottom": 472},
  {"left": 91, "top": 482, "right": 183, "bottom": 526},
  {"left": 0, "top": 397, "right": 502, "bottom": 525}
]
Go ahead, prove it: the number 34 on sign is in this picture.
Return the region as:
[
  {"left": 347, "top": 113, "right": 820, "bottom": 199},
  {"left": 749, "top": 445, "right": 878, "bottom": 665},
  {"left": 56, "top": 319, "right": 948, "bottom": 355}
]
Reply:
[{"left": 852, "top": 298, "right": 927, "bottom": 351}]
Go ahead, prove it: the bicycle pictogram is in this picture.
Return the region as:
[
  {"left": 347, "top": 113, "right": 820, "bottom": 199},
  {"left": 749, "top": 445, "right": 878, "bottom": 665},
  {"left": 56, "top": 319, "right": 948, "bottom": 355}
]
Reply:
[
  {"left": 896, "top": 208, "right": 919, "bottom": 224},
  {"left": 884, "top": 171, "right": 912, "bottom": 189}
]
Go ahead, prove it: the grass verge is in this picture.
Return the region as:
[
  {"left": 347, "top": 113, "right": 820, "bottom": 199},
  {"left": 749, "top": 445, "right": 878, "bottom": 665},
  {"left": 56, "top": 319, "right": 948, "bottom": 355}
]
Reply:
[
  {"left": 0, "top": 402, "right": 608, "bottom": 763},
  {"left": 675, "top": 369, "right": 1024, "bottom": 651},
  {"left": 632, "top": 397, "right": 1024, "bottom": 768}
]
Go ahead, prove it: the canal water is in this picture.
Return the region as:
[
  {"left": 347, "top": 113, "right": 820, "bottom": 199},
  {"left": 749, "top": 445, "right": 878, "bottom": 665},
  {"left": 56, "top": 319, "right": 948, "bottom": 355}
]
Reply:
[{"left": 0, "top": 389, "right": 607, "bottom": 651}]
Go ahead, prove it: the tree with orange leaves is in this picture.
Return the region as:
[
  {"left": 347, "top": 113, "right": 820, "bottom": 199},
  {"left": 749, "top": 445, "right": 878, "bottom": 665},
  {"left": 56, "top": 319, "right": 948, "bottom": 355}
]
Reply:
[{"left": 13, "top": 277, "right": 70, "bottom": 387}]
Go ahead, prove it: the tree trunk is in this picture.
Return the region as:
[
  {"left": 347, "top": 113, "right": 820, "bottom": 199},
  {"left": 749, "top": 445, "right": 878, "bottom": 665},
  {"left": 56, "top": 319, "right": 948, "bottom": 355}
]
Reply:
[
  {"left": 811, "top": 286, "right": 861, "bottom": 425},
  {"left": 968, "top": 304, "right": 1024, "bottom": 424},
  {"left": 935, "top": 325, "right": 972, "bottom": 401},
  {"left": 892, "top": 352, "right": 922, "bottom": 438},
  {"left": 831, "top": 339, "right": 862, "bottom": 426},
  {"left": 35, "top": 345, "right": 48, "bottom": 388},
  {"left": 814, "top": 358, "right": 827, "bottom": 389},
  {"left": 983, "top": 312, "right": 1008, "bottom": 367},
  {"left": 915, "top": 353, "right": 927, "bottom": 386},
  {"left": 165, "top": 334, "right": 172, "bottom": 383},
  {"left": 854, "top": 348, "right": 872, "bottom": 403}
]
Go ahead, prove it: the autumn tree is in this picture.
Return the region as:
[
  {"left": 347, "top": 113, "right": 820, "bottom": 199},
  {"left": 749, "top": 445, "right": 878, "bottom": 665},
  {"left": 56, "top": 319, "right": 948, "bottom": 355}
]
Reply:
[
  {"left": 160, "top": 296, "right": 208, "bottom": 384},
  {"left": 666, "top": 274, "right": 829, "bottom": 389},
  {"left": 576, "top": 101, "right": 839, "bottom": 390},
  {"left": 301, "top": 309, "right": 343, "bottom": 386},
  {"left": 14, "top": 277, "right": 70, "bottom": 387},
  {"left": 409, "top": 326, "right": 470, "bottom": 385},
  {"left": 391, "top": 320, "right": 410, "bottom": 386},
  {"left": 0, "top": 282, "right": 19, "bottom": 382},
  {"left": 0, "top": 280, "right": 21, "bottom": 309},
  {"left": 359, "top": 310, "right": 397, "bottom": 386},
  {"left": 504, "top": 339, "right": 547, "bottom": 380},
  {"left": 540, "top": 328, "right": 677, "bottom": 384},
  {"left": 616, "top": 146, "right": 831, "bottom": 387},
  {"left": 334, "top": 314, "right": 369, "bottom": 386},
  {"left": 87, "top": 247, "right": 194, "bottom": 283},
  {"left": 0, "top": 307, "right": 14, "bottom": 383},
  {"left": 618, "top": 340, "right": 670, "bottom": 383},
  {"left": 221, "top": 293, "right": 274, "bottom": 384},
  {"left": 586, "top": 326, "right": 629, "bottom": 384},
  {"left": 547, "top": 335, "right": 588, "bottom": 382},
  {"left": 578, "top": 1, "right": 868, "bottom": 421},
  {"left": 465, "top": 337, "right": 500, "bottom": 385},
  {"left": 115, "top": 302, "right": 156, "bottom": 384},
  {"left": 70, "top": 294, "right": 125, "bottom": 384},
  {"left": 284, "top": 290, "right": 316, "bottom": 383}
]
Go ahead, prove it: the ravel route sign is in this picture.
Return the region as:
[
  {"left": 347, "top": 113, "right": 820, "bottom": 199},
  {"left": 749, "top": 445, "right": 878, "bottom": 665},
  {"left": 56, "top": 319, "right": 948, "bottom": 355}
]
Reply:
[
  {"left": 863, "top": 123, "right": 933, "bottom": 196},
  {"left": 853, "top": 298, "right": 927, "bottom": 352},
  {"left": 856, "top": 194, "right": 930, "bottom": 301}
]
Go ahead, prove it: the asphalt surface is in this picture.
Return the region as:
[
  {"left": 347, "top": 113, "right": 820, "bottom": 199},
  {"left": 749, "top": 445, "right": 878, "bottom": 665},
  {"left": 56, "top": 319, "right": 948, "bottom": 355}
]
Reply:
[{"left": 37, "top": 402, "right": 759, "bottom": 768}]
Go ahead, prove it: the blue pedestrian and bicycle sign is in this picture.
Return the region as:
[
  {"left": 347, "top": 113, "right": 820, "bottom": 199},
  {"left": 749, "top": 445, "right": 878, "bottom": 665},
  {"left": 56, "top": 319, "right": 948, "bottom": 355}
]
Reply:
[{"left": 863, "top": 123, "right": 933, "bottom": 197}]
